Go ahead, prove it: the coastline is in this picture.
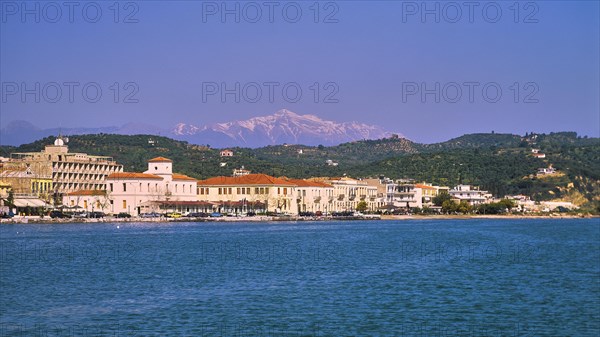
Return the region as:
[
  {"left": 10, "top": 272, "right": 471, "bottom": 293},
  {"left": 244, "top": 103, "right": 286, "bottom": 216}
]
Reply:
[{"left": 0, "top": 213, "right": 596, "bottom": 225}]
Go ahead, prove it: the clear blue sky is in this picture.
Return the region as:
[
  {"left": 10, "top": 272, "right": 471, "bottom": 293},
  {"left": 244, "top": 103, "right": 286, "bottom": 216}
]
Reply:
[{"left": 1, "top": 0, "right": 598, "bottom": 143}]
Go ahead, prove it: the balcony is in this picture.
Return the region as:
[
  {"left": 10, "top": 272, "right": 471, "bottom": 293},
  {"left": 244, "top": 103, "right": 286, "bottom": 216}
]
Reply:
[{"left": 393, "top": 192, "right": 416, "bottom": 197}]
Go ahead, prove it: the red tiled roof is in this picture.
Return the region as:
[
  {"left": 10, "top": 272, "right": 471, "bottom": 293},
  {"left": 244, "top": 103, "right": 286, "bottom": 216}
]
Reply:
[
  {"left": 67, "top": 189, "right": 107, "bottom": 196},
  {"left": 283, "top": 178, "right": 333, "bottom": 188},
  {"left": 415, "top": 184, "right": 436, "bottom": 190},
  {"left": 198, "top": 173, "right": 296, "bottom": 186},
  {"left": 172, "top": 173, "right": 197, "bottom": 181},
  {"left": 148, "top": 157, "right": 172, "bottom": 163},
  {"left": 107, "top": 172, "right": 163, "bottom": 180}
]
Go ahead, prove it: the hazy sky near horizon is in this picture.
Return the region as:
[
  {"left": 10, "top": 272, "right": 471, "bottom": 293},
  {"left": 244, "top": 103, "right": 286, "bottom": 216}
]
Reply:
[{"left": 1, "top": 1, "right": 598, "bottom": 143}]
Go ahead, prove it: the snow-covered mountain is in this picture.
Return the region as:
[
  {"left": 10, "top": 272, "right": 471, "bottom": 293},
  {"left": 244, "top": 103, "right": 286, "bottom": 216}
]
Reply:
[
  {"left": 0, "top": 110, "right": 401, "bottom": 147},
  {"left": 173, "top": 109, "right": 399, "bottom": 147}
]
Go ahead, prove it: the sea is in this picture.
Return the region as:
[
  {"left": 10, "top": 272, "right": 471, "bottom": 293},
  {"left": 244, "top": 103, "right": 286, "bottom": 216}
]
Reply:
[{"left": 1, "top": 219, "right": 599, "bottom": 336}]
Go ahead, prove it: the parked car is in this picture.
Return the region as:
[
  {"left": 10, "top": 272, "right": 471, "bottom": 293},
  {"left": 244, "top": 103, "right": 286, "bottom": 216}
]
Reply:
[
  {"left": 50, "top": 210, "right": 70, "bottom": 218},
  {"left": 140, "top": 212, "right": 160, "bottom": 218},
  {"left": 186, "top": 212, "right": 208, "bottom": 218},
  {"left": 0, "top": 211, "right": 15, "bottom": 219},
  {"left": 315, "top": 211, "right": 323, "bottom": 216},
  {"left": 210, "top": 212, "right": 222, "bottom": 217},
  {"left": 166, "top": 212, "right": 182, "bottom": 218},
  {"left": 90, "top": 211, "right": 105, "bottom": 218},
  {"left": 299, "top": 212, "right": 315, "bottom": 217},
  {"left": 116, "top": 212, "right": 131, "bottom": 218},
  {"left": 332, "top": 211, "right": 353, "bottom": 217}
]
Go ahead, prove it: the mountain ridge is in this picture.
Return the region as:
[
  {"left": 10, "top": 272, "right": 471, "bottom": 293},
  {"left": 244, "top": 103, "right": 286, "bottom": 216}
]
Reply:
[{"left": 0, "top": 109, "right": 399, "bottom": 147}]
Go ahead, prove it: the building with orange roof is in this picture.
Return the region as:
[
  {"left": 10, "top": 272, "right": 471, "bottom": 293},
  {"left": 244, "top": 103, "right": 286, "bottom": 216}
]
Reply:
[
  {"left": 197, "top": 173, "right": 298, "bottom": 214},
  {"left": 63, "top": 190, "right": 108, "bottom": 211},
  {"left": 220, "top": 149, "right": 234, "bottom": 157},
  {"left": 64, "top": 157, "right": 199, "bottom": 215},
  {"left": 281, "top": 178, "right": 335, "bottom": 214},
  {"left": 312, "top": 177, "right": 379, "bottom": 212},
  {"left": 147, "top": 156, "right": 173, "bottom": 163}
]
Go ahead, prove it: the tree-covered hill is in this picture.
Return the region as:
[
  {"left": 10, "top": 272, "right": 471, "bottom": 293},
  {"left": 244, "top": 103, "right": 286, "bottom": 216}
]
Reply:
[{"left": 1, "top": 132, "right": 598, "bottom": 211}]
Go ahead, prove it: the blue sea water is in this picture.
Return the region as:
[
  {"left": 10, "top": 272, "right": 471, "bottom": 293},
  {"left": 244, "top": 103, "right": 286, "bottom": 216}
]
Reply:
[{"left": 0, "top": 219, "right": 598, "bottom": 336}]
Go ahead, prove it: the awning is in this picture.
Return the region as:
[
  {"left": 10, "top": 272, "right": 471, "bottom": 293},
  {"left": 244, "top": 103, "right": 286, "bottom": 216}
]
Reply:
[{"left": 13, "top": 198, "right": 50, "bottom": 208}]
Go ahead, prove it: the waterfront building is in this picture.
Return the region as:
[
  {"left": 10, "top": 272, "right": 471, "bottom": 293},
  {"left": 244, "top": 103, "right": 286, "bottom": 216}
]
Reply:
[
  {"left": 415, "top": 183, "right": 439, "bottom": 206},
  {"left": 363, "top": 177, "right": 397, "bottom": 210},
  {"left": 63, "top": 190, "right": 109, "bottom": 212},
  {"left": 311, "top": 177, "right": 378, "bottom": 212},
  {"left": 391, "top": 180, "right": 422, "bottom": 209},
  {"left": 0, "top": 166, "right": 52, "bottom": 201},
  {"left": 449, "top": 184, "right": 490, "bottom": 205},
  {"left": 282, "top": 178, "right": 334, "bottom": 214},
  {"left": 6, "top": 137, "right": 122, "bottom": 201},
  {"left": 197, "top": 174, "right": 297, "bottom": 214},
  {"left": 94, "top": 157, "right": 197, "bottom": 215}
]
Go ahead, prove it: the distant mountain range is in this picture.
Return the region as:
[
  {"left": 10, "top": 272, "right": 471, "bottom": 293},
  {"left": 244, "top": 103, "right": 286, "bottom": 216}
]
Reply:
[{"left": 0, "top": 109, "right": 398, "bottom": 147}]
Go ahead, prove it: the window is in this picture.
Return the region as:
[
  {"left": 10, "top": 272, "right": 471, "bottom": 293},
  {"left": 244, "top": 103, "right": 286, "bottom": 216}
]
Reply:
[
  {"left": 278, "top": 188, "right": 280, "bottom": 195},
  {"left": 228, "top": 187, "right": 232, "bottom": 194},
  {"left": 123, "top": 183, "right": 127, "bottom": 192},
  {"left": 109, "top": 183, "right": 113, "bottom": 192},
  {"left": 218, "top": 188, "right": 222, "bottom": 195},
  {"left": 122, "top": 200, "right": 127, "bottom": 209},
  {"left": 256, "top": 187, "right": 260, "bottom": 194},
  {"left": 283, "top": 188, "right": 287, "bottom": 195},
  {"left": 237, "top": 187, "right": 240, "bottom": 194}
]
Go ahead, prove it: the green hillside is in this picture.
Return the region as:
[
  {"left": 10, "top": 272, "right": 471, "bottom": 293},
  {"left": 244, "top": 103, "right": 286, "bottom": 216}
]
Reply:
[{"left": 1, "top": 132, "right": 598, "bottom": 212}]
